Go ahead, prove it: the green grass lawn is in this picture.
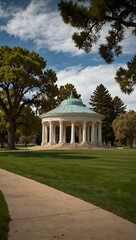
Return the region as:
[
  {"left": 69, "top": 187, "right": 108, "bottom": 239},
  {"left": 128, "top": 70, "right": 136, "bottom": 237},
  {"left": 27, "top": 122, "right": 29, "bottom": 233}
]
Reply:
[
  {"left": 0, "top": 149, "right": 136, "bottom": 224},
  {"left": 0, "top": 191, "right": 10, "bottom": 240}
]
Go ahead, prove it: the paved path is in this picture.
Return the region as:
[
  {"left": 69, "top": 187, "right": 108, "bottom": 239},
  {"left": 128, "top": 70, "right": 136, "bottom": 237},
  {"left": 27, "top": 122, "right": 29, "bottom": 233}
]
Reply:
[{"left": 0, "top": 168, "right": 136, "bottom": 240}]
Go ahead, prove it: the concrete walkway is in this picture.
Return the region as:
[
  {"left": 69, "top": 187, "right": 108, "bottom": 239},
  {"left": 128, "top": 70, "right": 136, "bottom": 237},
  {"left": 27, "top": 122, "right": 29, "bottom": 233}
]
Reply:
[{"left": 0, "top": 169, "right": 136, "bottom": 240}]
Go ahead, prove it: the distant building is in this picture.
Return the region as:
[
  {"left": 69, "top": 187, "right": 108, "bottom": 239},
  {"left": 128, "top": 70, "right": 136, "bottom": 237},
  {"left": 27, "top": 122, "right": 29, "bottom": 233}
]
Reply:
[{"left": 40, "top": 95, "right": 104, "bottom": 148}]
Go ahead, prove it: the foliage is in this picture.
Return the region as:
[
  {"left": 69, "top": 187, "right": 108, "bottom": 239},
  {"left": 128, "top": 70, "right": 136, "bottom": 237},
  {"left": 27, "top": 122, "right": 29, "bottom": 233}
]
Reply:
[
  {"left": 34, "top": 71, "right": 58, "bottom": 114},
  {"left": 112, "top": 96, "right": 126, "bottom": 116},
  {"left": 57, "top": 83, "right": 81, "bottom": 104},
  {"left": 19, "top": 135, "right": 37, "bottom": 146},
  {"left": 59, "top": 0, "right": 136, "bottom": 93},
  {"left": 17, "top": 106, "right": 41, "bottom": 136},
  {"left": 115, "top": 55, "right": 136, "bottom": 94},
  {"left": 0, "top": 191, "right": 10, "bottom": 240},
  {"left": 59, "top": 0, "right": 136, "bottom": 63},
  {"left": 90, "top": 84, "right": 127, "bottom": 145},
  {"left": 0, "top": 149, "right": 136, "bottom": 223},
  {"left": 89, "top": 84, "right": 115, "bottom": 145},
  {"left": 112, "top": 110, "right": 136, "bottom": 148},
  {"left": 16, "top": 106, "right": 41, "bottom": 146},
  {"left": 0, "top": 46, "right": 57, "bottom": 149}
]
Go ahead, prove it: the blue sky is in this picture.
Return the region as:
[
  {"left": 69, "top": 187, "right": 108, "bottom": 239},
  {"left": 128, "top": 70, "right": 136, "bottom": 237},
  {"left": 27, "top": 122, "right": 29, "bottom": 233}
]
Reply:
[{"left": 0, "top": 0, "right": 135, "bottom": 110}]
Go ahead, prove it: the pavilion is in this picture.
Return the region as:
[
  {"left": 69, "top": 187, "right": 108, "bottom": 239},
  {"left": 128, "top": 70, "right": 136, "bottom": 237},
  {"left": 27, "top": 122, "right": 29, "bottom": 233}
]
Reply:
[{"left": 40, "top": 95, "right": 104, "bottom": 148}]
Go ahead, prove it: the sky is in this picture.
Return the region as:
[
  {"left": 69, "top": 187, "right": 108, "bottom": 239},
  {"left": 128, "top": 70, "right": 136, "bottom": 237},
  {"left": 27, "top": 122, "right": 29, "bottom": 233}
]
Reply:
[{"left": 0, "top": 0, "right": 135, "bottom": 110}]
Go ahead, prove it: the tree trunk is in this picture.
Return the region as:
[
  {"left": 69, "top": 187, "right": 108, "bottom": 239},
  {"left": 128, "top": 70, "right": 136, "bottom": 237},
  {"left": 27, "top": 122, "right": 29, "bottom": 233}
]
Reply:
[
  {"left": 0, "top": 136, "right": 4, "bottom": 148},
  {"left": 130, "top": 141, "right": 133, "bottom": 148},
  {"left": 7, "top": 120, "right": 16, "bottom": 150}
]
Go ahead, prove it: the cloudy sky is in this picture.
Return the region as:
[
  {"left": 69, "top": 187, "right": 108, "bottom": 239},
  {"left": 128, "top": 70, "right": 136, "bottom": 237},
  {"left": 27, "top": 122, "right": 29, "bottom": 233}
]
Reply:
[{"left": 0, "top": 0, "right": 135, "bottom": 110}]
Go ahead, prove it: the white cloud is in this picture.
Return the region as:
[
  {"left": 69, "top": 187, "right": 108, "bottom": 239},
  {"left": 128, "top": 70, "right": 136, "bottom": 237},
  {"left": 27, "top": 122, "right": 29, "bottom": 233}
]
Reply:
[
  {"left": 1, "top": 0, "right": 135, "bottom": 56},
  {"left": 0, "top": 2, "right": 21, "bottom": 19},
  {"left": 56, "top": 64, "right": 136, "bottom": 111},
  {"left": 0, "top": 0, "right": 135, "bottom": 111},
  {"left": 1, "top": 0, "right": 84, "bottom": 55},
  {"left": 0, "top": 3, "right": 7, "bottom": 18},
  {"left": 121, "top": 29, "right": 136, "bottom": 54}
]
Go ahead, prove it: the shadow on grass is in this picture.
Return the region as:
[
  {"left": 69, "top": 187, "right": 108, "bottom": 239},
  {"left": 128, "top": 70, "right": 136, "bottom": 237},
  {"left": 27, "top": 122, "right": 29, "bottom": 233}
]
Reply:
[{"left": 0, "top": 150, "right": 98, "bottom": 161}]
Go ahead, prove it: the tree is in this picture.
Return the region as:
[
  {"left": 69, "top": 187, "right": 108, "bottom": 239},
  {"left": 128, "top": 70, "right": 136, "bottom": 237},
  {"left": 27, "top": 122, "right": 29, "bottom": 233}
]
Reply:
[
  {"left": 115, "top": 56, "right": 136, "bottom": 94},
  {"left": 58, "top": 0, "right": 136, "bottom": 92},
  {"left": 57, "top": 83, "right": 81, "bottom": 104},
  {"left": 0, "top": 46, "right": 57, "bottom": 150},
  {"left": 34, "top": 72, "right": 58, "bottom": 114},
  {"left": 112, "top": 96, "right": 126, "bottom": 116},
  {"left": 0, "top": 109, "right": 7, "bottom": 148},
  {"left": 112, "top": 110, "right": 136, "bottom": 148},
  {"left": 17, "top": 106, "right": 41, "bottom": 137},
  {"left": 19, "top": 135, "right": 37, "bottom": 146},
  {"left": 89, "top": 84, "right": 115, "bottom": 145},
  {"left": 59, "top": 0, "right": 136, "bottom": 63}
]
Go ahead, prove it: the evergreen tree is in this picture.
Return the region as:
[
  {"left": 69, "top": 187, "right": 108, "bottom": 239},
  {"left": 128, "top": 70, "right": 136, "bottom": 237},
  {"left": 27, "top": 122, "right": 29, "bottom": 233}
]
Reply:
[
  {"left": 115, "top": 56, "right": 136, "bottom": 94},
  {"left": 59, "top": 0, "right": 136, "bottom": 63},
  {"left": 59, "top": 0, "right": 136, "bottom": 93},
  {"left": 112, "top": 96, "right": 127, "bottom": 117},
  {"left": 89, "top": 84, "right": 115, "bottom": 145}
]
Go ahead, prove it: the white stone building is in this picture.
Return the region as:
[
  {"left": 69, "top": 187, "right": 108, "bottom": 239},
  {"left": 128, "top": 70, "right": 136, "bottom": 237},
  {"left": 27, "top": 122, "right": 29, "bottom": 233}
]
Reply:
[{"left": 40, "top": 95, "right": 104, "bottom": 148}]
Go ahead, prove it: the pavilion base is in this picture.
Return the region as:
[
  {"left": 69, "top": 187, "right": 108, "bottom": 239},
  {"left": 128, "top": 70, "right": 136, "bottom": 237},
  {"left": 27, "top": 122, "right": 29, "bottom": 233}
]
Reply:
[{"left": 32, "top": 142, "right": 103, "bottom": 150}]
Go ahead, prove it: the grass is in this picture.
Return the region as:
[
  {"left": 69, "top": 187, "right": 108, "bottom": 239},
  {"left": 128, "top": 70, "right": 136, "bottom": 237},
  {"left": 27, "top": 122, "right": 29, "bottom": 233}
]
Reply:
[
  {"left": 0, "top": 149, "right": 136, "bottom": 224},
  {"left": 0, "top": 191, "right": 10, "bottom": 240}
]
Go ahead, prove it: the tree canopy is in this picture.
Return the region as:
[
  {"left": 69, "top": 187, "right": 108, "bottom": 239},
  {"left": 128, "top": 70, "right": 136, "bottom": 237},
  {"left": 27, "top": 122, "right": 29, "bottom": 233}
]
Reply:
[
  {"left": 115, "top": 55, "right": 136, "bottom": 94},
  {"left": 0, "top": 46, "right": 57, "bottom": 149},
  {"left": 34, "top": 72, "right": 58, "bottom": 114},
  {"left": 59, "top": 0, "right": 136, "bottom": 63},
  {"left": 112, "top": 96, "right": 126, "bottom": 116},
  {"left": 17, "top": 106, "right": 41, "bottom": 137},
  {"left": 59, "top": 0, "right": 136, "bottom": 93},
  {"left": 57, "top": 83, "right": 81, "bottom": 104},
  {"left": 89, "top": 84, "right": 127, "bottom": 145},
  {"left": 112, "top": 110, "right": 136, "bottom": 148},
  {"left": 89, "top": 84, "right": 115, "bottom": 145}
]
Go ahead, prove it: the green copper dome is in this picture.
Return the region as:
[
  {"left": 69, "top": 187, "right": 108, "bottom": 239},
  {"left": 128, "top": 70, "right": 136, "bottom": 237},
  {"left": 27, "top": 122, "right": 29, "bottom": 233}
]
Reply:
[
  {"left": 40, "top": 95, "right": 103, "bottom": 119},
  {"left": 61, "top": 97, "right": 85, "bottom": 107}
]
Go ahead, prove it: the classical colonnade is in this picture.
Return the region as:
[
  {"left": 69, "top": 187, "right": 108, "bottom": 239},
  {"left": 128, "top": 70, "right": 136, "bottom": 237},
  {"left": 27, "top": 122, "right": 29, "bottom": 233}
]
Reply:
[{"left": 41, "top": 120, "right": 102, "bottom": 146}]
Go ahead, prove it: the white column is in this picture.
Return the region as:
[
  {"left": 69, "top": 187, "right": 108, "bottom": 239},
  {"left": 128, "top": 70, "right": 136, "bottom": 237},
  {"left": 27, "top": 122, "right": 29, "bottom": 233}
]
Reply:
[
  {"left": 53, "top": 125, "right": 56, "bottom": 144},
  {"left": 79, "top": 126, "right": 82, "bottom": 143},
  {"left": 59, "top": 121, "right": 63, "bottom": 143},
  {"left": 98, "top": 122, "right": 102, "bottom": 144},
  {"left": 49, "top": 121, "right": 53, "bottom": 144},
  {"left": 44, "top": 125, "right": 48, "bottom": 144},
  {"left": 91, "top": 122, "right": 95, "bottom": 144},
  {"left": 87, "top": 125, "right": 90, "bottom": 142},
  {"left": 70, "top": 121, "right": 75, "bottom": 144},
  {"left": 41, "top": 123, "right": 45, "bottom": 146},
  {"left": 63, "top": 125, "right": 66, "bottom": 143},
  {"left": 82, "top": 121, "right": 87, "bottom": 143}
]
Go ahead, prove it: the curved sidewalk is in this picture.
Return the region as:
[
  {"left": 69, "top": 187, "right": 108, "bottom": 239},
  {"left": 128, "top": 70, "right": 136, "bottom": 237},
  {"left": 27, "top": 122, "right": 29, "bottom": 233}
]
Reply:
[{"left": 0, "top": 168, "right": 136, "bottom": 240}]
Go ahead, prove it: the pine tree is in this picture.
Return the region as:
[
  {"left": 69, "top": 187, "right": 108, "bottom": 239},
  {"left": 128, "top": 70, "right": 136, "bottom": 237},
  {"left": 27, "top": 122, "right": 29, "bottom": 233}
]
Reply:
[
  {"left": 59, "top": 0, "right": 136, "bottom": 93},
  {"left": 112, "top": 96, "right": 127, "bottom": 116},
  {"left": 89, "top": 84, "right": 115, "bottom": 145}
]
